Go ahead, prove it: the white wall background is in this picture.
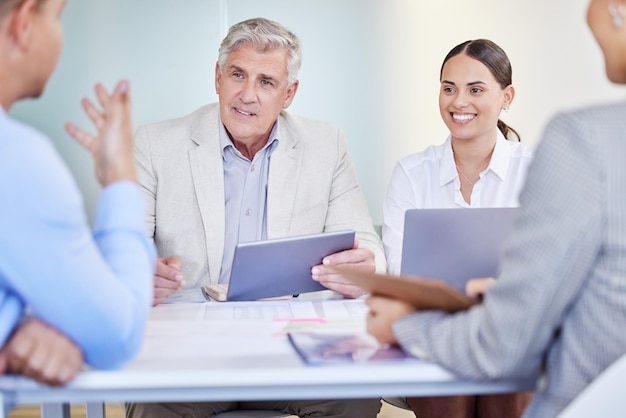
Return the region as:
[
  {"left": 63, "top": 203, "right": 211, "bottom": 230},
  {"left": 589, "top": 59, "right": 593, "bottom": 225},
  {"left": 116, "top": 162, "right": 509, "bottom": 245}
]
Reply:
[{"left": 10, "top": 0, "right": 626, "bottom": 224}]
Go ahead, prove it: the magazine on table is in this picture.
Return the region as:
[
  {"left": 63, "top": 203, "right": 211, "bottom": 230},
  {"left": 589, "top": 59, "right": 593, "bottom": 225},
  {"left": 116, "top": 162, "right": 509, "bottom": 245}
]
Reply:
[{"left": 287, "top": 332, "right": 413, "bottom": 365}]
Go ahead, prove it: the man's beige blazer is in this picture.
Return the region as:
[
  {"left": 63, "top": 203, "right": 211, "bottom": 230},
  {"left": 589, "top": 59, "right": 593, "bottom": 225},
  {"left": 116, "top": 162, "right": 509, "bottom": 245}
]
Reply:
[{"left": 134, "top": 104, "right": 385, "bottom": 288}]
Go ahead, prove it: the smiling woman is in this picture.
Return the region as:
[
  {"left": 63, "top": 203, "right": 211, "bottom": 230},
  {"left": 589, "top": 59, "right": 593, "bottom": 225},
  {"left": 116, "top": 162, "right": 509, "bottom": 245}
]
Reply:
[
  {"left": 439, "top": 40, "right": 519, "bottom": 143},
  {"left": 437, "top": 40, "right": 521, "bottom": 202},
  {"left": 382, "top": 39, "right": 534, "bottom": 275},
  {"left": 381, "top": 40, "right": 535, "bottom": 418}
]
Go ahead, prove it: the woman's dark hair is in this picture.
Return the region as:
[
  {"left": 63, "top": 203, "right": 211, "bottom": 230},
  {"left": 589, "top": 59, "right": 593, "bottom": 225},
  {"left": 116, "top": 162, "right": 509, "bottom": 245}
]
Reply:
[{"left": 440, "top": 39, "right": 521, "bottom": 142}]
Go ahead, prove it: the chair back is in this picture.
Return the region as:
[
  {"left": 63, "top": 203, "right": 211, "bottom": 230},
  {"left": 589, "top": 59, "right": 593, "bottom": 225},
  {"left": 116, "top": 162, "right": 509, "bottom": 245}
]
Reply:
[{"left": 558, "top": 353, "right": 626, "bottom": 418}]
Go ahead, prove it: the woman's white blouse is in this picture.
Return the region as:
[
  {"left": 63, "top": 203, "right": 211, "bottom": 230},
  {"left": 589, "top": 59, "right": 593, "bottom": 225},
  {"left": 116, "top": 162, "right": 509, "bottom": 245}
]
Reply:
[{"left": 382, "top": 131, "right": 534, "bottom": 274}]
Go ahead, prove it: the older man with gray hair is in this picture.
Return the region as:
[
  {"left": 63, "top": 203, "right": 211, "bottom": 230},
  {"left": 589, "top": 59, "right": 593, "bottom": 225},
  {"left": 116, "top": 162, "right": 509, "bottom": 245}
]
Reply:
[{"left": 126, "top": 17, "right": 384, "bottom": 418}]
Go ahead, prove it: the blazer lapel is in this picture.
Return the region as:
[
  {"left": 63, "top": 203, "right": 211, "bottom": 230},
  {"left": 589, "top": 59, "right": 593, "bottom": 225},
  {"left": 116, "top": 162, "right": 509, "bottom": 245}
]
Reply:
[
  {"left": 267, "top": 114, "right": 302, "bottom": 238},
  {"left": 189, "top": 108, "right": 225, "bottom": 283}
]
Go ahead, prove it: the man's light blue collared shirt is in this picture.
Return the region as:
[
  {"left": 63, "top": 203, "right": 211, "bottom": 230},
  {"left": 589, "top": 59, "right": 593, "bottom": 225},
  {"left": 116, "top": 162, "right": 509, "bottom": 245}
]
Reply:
[{"left": 218, "top": 119, "right": 279, "bottom": 284}]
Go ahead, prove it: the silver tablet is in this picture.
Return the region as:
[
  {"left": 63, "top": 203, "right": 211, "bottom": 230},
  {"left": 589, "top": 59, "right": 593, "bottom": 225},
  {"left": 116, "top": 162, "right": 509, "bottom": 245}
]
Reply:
[{"left": 223, "top": 230, "right": 355, "bottom": 301}]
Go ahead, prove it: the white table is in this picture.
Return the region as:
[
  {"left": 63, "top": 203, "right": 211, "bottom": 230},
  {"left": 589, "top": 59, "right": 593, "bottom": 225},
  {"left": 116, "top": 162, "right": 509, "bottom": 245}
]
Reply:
[{"left": 0, "top": 298, "right": 536, "bottom": 417}]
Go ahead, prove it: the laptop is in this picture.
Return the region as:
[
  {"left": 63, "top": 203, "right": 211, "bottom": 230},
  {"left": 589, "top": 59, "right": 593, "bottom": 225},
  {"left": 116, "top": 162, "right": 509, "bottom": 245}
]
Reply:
[
  {"left": 400, "top": 208, "right": 519, "bottom": 292},
  {"left": 204, "top": 230, "right": 355, "bottom": 301}
]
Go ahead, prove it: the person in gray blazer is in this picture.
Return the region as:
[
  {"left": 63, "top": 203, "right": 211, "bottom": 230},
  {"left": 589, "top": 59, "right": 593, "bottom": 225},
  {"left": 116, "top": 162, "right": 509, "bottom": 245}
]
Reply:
[
  {"left": 366, "top": 1, "right": 626, "bottom": 417},
  {"left": 126, "top": 17, "right": 384, "bottom": 418}
]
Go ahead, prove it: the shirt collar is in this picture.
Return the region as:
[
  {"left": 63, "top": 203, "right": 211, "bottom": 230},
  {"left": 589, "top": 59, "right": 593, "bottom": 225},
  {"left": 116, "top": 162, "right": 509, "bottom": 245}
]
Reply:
[
  {"left": 440, "top": 136, "right": 457, "bottom": 187},
  {"left": 488, "top": 130, "right": 513, "bottom": 181},
  {"left": 219, "top": 116, "right": 280, "bottom": 161},
  {"left": 439, "top": 130, "right": 512, "bottom": 186}
]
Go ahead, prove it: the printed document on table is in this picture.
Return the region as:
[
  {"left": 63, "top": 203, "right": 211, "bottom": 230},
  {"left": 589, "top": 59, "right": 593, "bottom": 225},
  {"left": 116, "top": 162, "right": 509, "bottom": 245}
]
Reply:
[{"left": 201, "top": 299, "right": 368, "bottom": 321}]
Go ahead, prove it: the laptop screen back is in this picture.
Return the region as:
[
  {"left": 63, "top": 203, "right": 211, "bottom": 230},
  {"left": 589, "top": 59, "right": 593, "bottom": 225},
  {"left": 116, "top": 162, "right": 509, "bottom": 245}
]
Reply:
[{"left": 400, "top": 208, "right": 518, "bottom": 292}]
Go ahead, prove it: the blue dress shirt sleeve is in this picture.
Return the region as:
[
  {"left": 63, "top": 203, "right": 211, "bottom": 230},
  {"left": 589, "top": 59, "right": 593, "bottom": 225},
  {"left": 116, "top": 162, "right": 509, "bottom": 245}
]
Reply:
[{"left": 0, "top": 114, "right": 155, "bottom": 369}]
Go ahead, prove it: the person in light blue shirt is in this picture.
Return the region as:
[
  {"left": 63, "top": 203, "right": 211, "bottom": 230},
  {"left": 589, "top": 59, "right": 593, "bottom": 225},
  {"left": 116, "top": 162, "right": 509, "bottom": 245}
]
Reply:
[{"left": 0, "top": 0, "right": 155, "bottom": 385}]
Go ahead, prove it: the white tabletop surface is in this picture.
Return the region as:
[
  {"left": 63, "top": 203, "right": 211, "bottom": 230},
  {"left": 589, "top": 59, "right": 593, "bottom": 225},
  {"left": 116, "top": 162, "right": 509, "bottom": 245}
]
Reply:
[{"left": 0, "top": 297, "right": 536, "bottom": 410}]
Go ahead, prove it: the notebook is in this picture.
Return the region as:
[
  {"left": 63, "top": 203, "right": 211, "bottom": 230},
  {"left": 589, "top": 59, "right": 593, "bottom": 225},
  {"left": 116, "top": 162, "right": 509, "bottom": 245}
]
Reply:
[
  {"left": 204, "top": 230, "right": 355, "bottom": 301},
  {"left": 400, "top": 207, "right": 519, "bottom": 292},
  {"left": 329, "top": 266, "right": 476, "bottom": 312}
]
